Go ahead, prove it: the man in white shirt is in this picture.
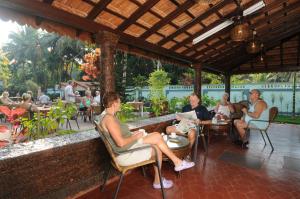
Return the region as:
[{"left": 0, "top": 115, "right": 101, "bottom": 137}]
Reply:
[
  {"left": 39, "top": 92, "right": 51, "bottom": 105},
  {"left": 93, "top": 90, "right": 101, "bottom": 105},
  {"left": 64, "top": 80, "right": 76, "bottom": 103}
]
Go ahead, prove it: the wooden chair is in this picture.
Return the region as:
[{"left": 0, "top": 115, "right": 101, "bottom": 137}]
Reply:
[
  {"left": 246, "top": 107, "right": 278, "bottom": 151},
  {"left": 94, "top": 121, "right": 165, "bottom": 199}
]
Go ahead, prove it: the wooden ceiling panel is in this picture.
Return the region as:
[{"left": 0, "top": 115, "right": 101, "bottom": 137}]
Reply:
[
  {"left": 174, "top": 33, "right": 189, "bottom": 42},
  {"left": 151, "top": 0, "right": 177, "bottom": 18},
  {"left": 218, "top": 2, "right": 237, "bottom": 17},
  {"left": 188, "top": 3, "right": 210, "bottom": 18},
  {"left": 124, "top": 24, "right": 146, "bottom": 37},
  {"left": 186, "top": 51, "right": 196, "bottom": 56},
  {"left": 94, "top": 11, "right": 124, "bottom": 29},
  {"left": 176, "top": 0, "right": 188, "bottom": 4},
  {"left": 176, "top": 46, "right": 188, "bottom": 53},
  {"left": 146, "top": 33, "right": 163, "bottom": 44},
  {"left": 172, "top": 13, "right": 193, "bottom": 27},
  {"left": 201, "top": 13, "right": 219, "bottom": 26},
  {"left": 196, "top": 45, "right": 207, "bottom": 51},
  {"left": 107, "top": 0, "right": 139, "bottom": 18},
  {"left": 137, "top": 12, "right": 160, "bottom": 28},
  {"left": 186, "top": 24, "right": 203, "bottom": 35},
  {"left": 207, "top": 37, "right": 219, "bottom": 45},
  {"left": 162, "top": 41, "right": 177, "bottom": 49},
  {"left": 53, "top": 0, "right": 93, "bottom": 17},
  {"left": 157, "top": 24, "right": 177, "bottom": 37},
  {"left": 267, "top": 4, "right": 283, "bottom": 16}
]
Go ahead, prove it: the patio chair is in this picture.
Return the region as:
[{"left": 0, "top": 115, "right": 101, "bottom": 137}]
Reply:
[
  {"left": 246, "top": 107, "right": 278, "bottom": 151},
  {"left": 94, "top": 121, "right": 165, "bottom": 199},
  {"left": 65, "top": 111, "right": 80, "bottom": 130}
]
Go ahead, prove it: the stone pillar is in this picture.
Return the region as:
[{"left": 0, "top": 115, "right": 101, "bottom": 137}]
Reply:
[
  {"left": 95, "top": 30, "right": 119, "bottom": 96},
  {"left": 224, "top": 73, "right": 231, "bottom": 100},
  {"left": 194, "top": 63, "right": 202, "bottom": 101}
]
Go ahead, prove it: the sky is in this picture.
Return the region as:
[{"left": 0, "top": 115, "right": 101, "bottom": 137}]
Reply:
[{"left": 0, "top": 19, "right": 21, "bottom": 48}]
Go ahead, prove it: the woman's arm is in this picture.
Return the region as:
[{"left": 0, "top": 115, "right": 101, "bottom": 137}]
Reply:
[{"left": 103, "top": 115, "right": 142, "bottom": 147}]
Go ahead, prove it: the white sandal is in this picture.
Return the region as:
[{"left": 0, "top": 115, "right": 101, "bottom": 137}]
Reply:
[{"left": 153, "top": 178, "right": 173, "bottom": 189}]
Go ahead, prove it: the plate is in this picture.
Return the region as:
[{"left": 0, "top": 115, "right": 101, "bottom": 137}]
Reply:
[{"left": 168, "top": 138, "right": 180, "bottom": 143}]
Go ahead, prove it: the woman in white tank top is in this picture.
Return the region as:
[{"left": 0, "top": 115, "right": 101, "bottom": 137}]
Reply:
[{"left": 215, "top": 92, "right": 234, "bottom": 119}]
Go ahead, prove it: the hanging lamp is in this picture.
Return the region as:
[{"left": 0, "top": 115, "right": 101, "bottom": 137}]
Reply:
[
  {"left": 231, "top": 16, "right": 250, "bottom": 42},
  {"left": 246, "top": 30, "right": 261, "bottom": 53}
]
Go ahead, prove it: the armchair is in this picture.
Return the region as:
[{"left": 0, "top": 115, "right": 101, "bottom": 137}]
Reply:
[{"left": 94, "top": 121, "right": 165, "bottom": 199}]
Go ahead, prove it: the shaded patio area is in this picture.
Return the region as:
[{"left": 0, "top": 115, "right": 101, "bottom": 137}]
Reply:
[{"left": 76, "top": 123, "right": 300, "bottom": 199}]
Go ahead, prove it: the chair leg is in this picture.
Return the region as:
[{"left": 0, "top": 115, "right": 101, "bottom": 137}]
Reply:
[
  {"left": 193, "top": 126, "right": 200, "bottom": 162},
  {"left": 156, "top": 161, "right": 166, "bottom": 199},
  {"left": 75, "top": 119, "right": 80, "bottom": 129},
  {"left": 100, "top": 165, "right": 112, "bottom": 192},
  {"left": 68, "top": 120, "right": 72, "bottom": 130},
  {"left": 141, "top": 166, "right": 147, "bottom": 177},
  {"left": 113, "top": 173, "right": 124, "bottom": 199},
  {"left": 264, "top": 130, "right": 274, "bottom": 152},
  {"left": 259, "top": 130, "right": 267, "bottom": 146},
  {"left": 200, "top": 132, "right": 208, "bottom": 155}
]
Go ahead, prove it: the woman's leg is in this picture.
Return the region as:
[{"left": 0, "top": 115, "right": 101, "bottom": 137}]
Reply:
[
  {"left": 151, "top": 145, "right": 162, "bottom": 184},
  {"left": 143, "top": 132, "right": 182, "bottom": 166}
]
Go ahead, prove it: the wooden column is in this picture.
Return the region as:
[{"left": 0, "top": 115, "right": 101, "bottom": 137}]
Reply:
[
  {"left": 95, "top": 30, "right": 119, "bottom": 95},
  {"left": 224, "top": 73, "right": 231, "bottom": 100},
  {"left": 194, "top": 63, "right": 202, "bottom": 100}
]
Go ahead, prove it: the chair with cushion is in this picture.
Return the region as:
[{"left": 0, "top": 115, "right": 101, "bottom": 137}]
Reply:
[
  {"left": 246, "top": 107, "right": 278, "bottom": 151},
  {"left": 94, "top": 121, "right": 165, "bottom": 199}
]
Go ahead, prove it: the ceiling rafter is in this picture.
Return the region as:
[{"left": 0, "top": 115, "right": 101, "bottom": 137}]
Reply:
[
  {"left": 86, "top": 0, "right": 111, "bottom": 20},
  {"left": 226, "top": 25, "right": 300, "bottom": 72},
  {"left": 140, "top": 0, "right": 195, "bottom": 39},
  {"left": 176, "top": 0, "right": 264, "bottom": 53},
  {"left": 194, "top": 0, "right": 300, "bottom": 62},
  {"left": 157, "top": 0, "right": 230, "bottom": 46},
  {"left": 117, "top": 0, "right": 159, "bottom": 31}
]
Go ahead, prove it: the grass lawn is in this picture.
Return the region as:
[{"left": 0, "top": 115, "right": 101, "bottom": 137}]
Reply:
[{"left": 274, "top": 115, "right": 300, "bottom": 124}]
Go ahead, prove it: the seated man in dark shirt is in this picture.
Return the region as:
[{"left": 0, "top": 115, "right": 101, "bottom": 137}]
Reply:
[{"left": 166, "top": 93, "right": 211, "bottom": 150}]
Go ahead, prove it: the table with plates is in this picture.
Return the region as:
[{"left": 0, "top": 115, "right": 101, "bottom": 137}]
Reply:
[
  {"left": 163, "top": 135, "right": 190, "bottom": 160},
  {"left": 206, "top": 119, "right": 231, "bottom": 144}
]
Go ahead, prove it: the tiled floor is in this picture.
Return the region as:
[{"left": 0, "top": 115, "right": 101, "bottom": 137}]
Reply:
[{"left": 76, "top": 123, "right": 300, "bottom": 199}]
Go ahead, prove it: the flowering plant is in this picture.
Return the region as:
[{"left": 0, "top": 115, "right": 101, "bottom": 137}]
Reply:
[{"left": 80, "top": 48, "right": 101, "bottom": 81}]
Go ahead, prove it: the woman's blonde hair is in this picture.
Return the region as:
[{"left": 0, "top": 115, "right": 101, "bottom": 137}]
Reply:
[{"left": 85, "top": 90, "right": 91, "bottom": 96}]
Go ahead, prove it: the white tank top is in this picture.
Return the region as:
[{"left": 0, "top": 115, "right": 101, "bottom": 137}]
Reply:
[
  {"left": 245, "top": 100, "right": 269, "bottom": 129},
  {"left": 217, "top": 104, "right": 231, "bottom": 117}
]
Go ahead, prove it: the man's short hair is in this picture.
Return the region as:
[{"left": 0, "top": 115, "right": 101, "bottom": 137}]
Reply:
[
  {"left": 189, "top": 92, "right": 200, "bottom": 99},
  {"left": 68, "top": 80, "right": 73, "bottom": 85},
  {"left": 250, "top": 89, "right": 261, "bottom": 96}
]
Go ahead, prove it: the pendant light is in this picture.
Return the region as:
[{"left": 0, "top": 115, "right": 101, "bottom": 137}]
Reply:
[
  {"left": 247, "top": 30, "right": 261, "bottom": 54},
  {"left": 231, "top": 16, "right": 250, "bottom": 42}
]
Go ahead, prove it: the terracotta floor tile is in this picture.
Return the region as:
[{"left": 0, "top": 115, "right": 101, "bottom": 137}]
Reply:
[{"left": 75, "top": 124, "right": 300, "bottom": 199}]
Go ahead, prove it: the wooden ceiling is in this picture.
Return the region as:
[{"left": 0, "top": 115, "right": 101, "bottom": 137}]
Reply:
[{"left": 0, "top": 0, "right": 299, "bottom": 75}]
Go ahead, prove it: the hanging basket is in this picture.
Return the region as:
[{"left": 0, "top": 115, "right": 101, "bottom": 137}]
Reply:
[{"left": 231, "top": 23, "right": 250, "bottom": 42}]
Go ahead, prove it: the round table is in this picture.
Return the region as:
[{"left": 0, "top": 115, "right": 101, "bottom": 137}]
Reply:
[
  {"left": 163, "top": 135, "right": 190, "bottom": 160},
  {"left": 207, "top": 120, "right": 231, "bottom": 144}
]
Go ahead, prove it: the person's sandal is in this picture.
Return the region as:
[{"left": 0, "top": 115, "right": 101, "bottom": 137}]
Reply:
[
  {"left": 174, "top": 160, "right": 195, "bottom": 172},
  {"left": 153, "top": 178, "right": 173, "bottom": 189}
]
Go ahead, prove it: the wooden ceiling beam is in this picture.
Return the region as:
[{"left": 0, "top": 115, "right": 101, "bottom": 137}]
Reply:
[
  {"left": 195, "top": 2, "right": 300, "bottom": 62},
  {"left": 171, "top": 0, "right": 262, "bottom": 52},
  {"left": 157, "top": 0, "right": 230, "bottom": 46},
  {"left": 226, "top": 25, "right": 300, "bottom": 73},
  {"left": 280, "top": 41, "right": 283, "bottom": 67},
  {"left": 43, "top": 0, "right": 54, "bottom": 4},
  {"left": 231, "top": 65, "right": 300, "bottom": 74},
  {"left": 117, "top": 0, "right": 159, "bottom": 31},
  {"left": 210, "top": 23, "right": 300, "bottom": 71},
  {"left": 184, "top": 0, "right": 289, "bottom": 55},
  {"left": 0, "top": 0, "right": 193, "bottom": 65},
  {"left": 297, "top": 34, "right": 300, "bottom": 66},
  {"left": 140, "top": 0, "right": 195, "bottom": 39},
  {"left": 86, "top": 0, "right": 111, "bottom": 20}
]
